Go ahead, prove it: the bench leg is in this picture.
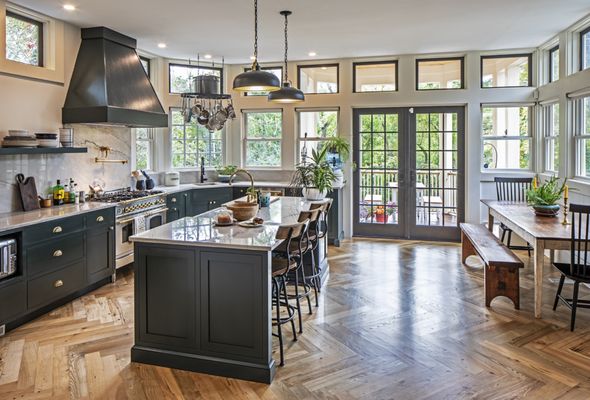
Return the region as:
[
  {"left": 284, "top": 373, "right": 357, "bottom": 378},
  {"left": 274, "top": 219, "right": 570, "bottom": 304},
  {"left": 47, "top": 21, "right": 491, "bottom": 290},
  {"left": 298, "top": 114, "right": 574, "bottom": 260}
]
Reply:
[
  {"left": 461, "top": 232, "right": 477, "bottom": 264},
  {"left": 485, "top": 265, "right": 520, "bottom": 310}
]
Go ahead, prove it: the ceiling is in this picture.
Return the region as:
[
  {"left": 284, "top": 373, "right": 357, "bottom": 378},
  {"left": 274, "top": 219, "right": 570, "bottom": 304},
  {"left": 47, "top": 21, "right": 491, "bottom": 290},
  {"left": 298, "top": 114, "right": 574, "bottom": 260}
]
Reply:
[{"left": 12, "top": 0, "right": 590, "bottom": 64}]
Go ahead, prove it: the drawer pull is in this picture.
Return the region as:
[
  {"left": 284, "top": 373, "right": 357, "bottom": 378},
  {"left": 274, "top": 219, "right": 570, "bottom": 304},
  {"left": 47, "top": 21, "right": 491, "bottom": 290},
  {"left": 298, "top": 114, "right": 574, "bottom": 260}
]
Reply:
[
  {"left": 96, "top": 216, "right": 105, "bottom": 222},
  {"left": 54, "top": 280, "right": 64, "bottom": 288},
  {"left": 53, "top": 250, "right": 63, "bottom": 257},
  {"left": 52, "top": 226, "right": 63, "bottom": 234},
  {"left": 171, "top": 198, "right": 177, "bottom": 203}
]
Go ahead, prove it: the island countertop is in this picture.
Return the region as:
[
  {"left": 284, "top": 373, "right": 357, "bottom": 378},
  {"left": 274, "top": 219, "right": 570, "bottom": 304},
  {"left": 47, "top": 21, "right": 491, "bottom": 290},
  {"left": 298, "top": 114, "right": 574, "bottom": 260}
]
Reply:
[{"left": 130, "top": 196, "right": 323, "bottom": 251}]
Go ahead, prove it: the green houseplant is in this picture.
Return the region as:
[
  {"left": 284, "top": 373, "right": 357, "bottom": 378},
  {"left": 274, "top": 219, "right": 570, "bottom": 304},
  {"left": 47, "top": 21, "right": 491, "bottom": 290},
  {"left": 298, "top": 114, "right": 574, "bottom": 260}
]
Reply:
[
  {"left": 526, "top": 176, "right": 566, "bottom": 217},
  {"left": 215, "top": 165, "right": 238, "bottom": 182},
  {"left": 291, "top": 145, "right": 336, "bottom": 200}
]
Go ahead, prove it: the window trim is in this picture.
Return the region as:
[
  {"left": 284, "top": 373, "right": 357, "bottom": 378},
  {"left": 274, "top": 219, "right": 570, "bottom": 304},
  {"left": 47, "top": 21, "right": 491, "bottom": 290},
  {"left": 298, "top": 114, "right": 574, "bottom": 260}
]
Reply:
[
  {"left": 580, "top": 26, "right": 590, "bottom": 71},
  {"left": 548, "top": 45, "right": 559, "bottom": 83},
  {"left": 480, "top": 53, "right": 533, "bottom": 89},
  {"left": 133, "top": 128, "right": 155, "bottom": 171},
  {"left": 168, "top": 62, "right": 223, "bottom": 95},
  {"left": 297, "top": 63, "right": 340, "bottom": 95},
  {"left": 243, "top": 66, "right": 283, "bottom": 96},
  {"left": 352, "top": 60, "right": 398, "bottom": 93},
  {"left": 6, "top": 10, "right": 44, "bottom": 67},
  {"left": 296, "top": 108, "right": 340, "bottom": 164},
  {"left": 542, "top": 102, "right": 559, "bottom": 173},
  {"left": 243, "top": 109, "right": 284, "bottom": 169},
  {"left": 480, "top": 104, "right": 533, "bottom": 171},
  {"left": 140, "top": 56, "right": 151, "bottom": 78},
  {"left": 415, "top": 57, "right": 465, "bottom": 91},
  {"left": 573, "top": 97, "right": 590, "bottom": 179}
]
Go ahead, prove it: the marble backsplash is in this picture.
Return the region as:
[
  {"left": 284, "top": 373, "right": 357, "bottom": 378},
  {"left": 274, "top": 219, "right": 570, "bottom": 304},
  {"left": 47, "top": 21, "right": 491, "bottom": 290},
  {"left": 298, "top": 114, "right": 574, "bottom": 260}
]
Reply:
[{"left": 0, "top": 124, "right": 132, "bottom": 213}]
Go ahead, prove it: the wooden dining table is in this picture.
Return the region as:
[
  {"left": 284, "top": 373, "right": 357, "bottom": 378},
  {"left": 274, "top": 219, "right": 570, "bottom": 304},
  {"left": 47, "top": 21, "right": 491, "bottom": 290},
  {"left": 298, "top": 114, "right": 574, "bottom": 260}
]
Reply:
[{"left": 481, "top": 200, "right": 572, "bottom": 319}]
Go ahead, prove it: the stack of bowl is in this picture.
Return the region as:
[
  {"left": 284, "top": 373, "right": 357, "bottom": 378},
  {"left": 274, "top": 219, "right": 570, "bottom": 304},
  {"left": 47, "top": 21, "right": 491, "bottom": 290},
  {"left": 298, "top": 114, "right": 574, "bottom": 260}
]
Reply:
[
  {"left": 1, "top": 130, "right": 38, "bottom": 148},
  {"left": 35, "top": 132, "right": 59, "bottom": 148}
]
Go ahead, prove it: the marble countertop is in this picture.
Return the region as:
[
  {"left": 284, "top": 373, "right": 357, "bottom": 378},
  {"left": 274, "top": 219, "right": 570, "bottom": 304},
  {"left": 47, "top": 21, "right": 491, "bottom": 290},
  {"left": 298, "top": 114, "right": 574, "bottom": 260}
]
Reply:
[
  {"left": 0, "top": 202, "right": 116, "bottom": 233},
  {"left": 130, "top": 196, "right": 326, "bottom": 251},
  {"left": 155, "top": 180, "right": 344, "bottom": 193}
]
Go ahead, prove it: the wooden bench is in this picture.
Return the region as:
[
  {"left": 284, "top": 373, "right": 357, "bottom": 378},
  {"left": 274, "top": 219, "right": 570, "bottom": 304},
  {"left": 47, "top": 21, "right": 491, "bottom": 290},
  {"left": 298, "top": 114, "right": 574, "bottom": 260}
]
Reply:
[{"left": 460, "top": 223, "right": 524, "bottom": 309}]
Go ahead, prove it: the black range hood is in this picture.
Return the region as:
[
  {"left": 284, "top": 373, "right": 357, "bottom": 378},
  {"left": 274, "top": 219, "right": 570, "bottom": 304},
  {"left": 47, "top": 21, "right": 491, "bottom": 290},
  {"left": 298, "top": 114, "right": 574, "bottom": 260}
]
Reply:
[{"left": 62, "top": 27, "right": 168, "bottom": 127}]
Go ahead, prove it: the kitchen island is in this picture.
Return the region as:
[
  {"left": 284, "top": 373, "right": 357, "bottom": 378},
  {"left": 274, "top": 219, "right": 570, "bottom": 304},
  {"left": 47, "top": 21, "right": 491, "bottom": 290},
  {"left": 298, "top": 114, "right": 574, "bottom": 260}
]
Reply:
[{"left": 129, "top": 196, "right": 329, "bottom": 383}]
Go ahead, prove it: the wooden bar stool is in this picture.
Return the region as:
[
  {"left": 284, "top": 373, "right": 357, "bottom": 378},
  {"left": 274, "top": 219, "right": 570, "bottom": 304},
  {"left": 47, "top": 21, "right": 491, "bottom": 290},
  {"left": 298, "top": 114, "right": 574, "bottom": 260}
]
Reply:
[{"left": 272, "top": 220, "right": 307, "bottom": 366}]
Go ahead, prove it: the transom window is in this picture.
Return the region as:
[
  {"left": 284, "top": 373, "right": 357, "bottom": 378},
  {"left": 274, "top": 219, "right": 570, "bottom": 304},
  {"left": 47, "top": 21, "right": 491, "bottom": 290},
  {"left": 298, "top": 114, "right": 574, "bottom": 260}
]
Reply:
[
  {"left": 481, "top": 105, "right": 532, "bottom": 170},
  {"left": 298, "top": 110, "right": 339, "bottom": 162},
  {"left": 549, "top": 46, "right": 559, "bottom": 83},
  {"left": 5, "top": 11, "right": 43, "bottom": 67},
  {"left": 243, "top": 111, "right": 282, "bottom": 168},
  {"left": 481, "top": 54, "right": 531, "bottom": 88},
  {"left": 171, "top": 108, "right": 223, "bottom": 168},
  {"left": 134, "top": 128, "right": 154, "bottom": 170},
  {"left": 574, "top": 97, "right": 590, "bottom": 177},
  {"left": 581, "top": 26, "right": 590, "bottom": 71},
  {"left": 169, "top": 63, "right": 222, "bottom": 94},
  {"left": 140, "top": 56, "right": 150, "bottom": 78},
  {"left": 416, "top": 58, "right": 464, "bottom": 90},
  {"left": 298, "top": 64, "right": 339, "bottom": 94},
  {"left": 543, "top": 103, "right": 560, "bottom": 172},
  {"left": 244, "top": 67, "right": 282, "bottom": 96},
  {"left": 353, "top": 61, "right": 397, "bottom": 92}
]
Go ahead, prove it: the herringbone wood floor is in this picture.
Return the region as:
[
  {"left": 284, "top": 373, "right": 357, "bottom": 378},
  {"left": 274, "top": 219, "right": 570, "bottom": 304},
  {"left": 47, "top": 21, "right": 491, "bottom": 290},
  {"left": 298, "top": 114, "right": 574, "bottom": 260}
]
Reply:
[{"left": 1, "top": 238, "right": 590, "bottom": 399}]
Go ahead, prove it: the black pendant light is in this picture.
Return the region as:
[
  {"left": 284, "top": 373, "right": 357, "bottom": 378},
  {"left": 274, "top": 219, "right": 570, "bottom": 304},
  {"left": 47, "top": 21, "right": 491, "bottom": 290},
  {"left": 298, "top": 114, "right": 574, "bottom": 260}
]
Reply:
[
  {"left": 268, "top": 10, "right": 305, "bottom": 103},
  {"left": 233, "top": 0, "right": 281, "bottom": 92}
]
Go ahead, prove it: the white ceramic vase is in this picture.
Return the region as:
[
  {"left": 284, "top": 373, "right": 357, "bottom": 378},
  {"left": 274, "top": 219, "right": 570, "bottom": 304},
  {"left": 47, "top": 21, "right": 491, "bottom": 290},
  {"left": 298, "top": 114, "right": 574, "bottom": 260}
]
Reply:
[{"left": 303, "top": 187, "right": 326, "bottom": 200}]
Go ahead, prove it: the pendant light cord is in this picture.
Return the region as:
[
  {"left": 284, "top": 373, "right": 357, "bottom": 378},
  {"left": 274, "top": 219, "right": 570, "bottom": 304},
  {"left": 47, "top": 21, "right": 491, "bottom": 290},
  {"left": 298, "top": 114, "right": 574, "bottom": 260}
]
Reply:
[
  {"left": 253, "top": 0, "right": 259, "bottom": 63},
  {"left": 283, "top": 12, "right": 289, "bottom": 83}
]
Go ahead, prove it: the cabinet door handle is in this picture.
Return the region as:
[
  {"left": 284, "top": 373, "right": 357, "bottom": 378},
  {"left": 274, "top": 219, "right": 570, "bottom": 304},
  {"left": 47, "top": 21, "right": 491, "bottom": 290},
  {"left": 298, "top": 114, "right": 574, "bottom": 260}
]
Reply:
[
  {"left": 52, "top": 226, "right": 62, "bottom": 233},
  {"left": 184, "top": 193, "right": 188, "bottom": 197},
  {"left": 53, "top": 250, "right": 63, "bottom": 257},
  {"left": 171, "top": 198, "right": 177, "bottom": 203},
  {"left": 96, "top": 216, "right": 104, "bottom": 222},
  {"left": 54, "top": 280, "right": 64, "bottom": 288}
]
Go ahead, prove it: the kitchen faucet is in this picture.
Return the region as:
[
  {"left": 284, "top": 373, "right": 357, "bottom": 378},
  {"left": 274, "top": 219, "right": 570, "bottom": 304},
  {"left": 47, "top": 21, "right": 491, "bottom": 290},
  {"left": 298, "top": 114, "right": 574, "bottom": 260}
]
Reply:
[
  {"left": 200, "top": 157, "right": 207, "bottom": 183},
  {"left": 228, "top": 169, "right": 256, "bottom": 203}
]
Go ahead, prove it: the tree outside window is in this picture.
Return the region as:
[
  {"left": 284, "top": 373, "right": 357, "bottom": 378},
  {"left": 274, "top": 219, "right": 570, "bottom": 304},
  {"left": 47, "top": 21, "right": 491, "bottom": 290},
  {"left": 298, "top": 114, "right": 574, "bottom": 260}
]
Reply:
[
  {"left": 543, "top": 103, "right": 559, "bottom": 172},
  {"left": 244, "top": 111, "right": 282, "bottom": 168},
  {"left": 482, "top": 106, "right": 531, "bottom": 170},
  {"left": 134, "top": 128, "right": 152, "bottom": 170},
  {"left": 171, "top": 109, "right": 223, "bottom": 168},
  {"left": 298, "top": 110, "right": 338, "bottom": 162},
  {"left": 6, "top": 11, "right": 43, "bottom": 66}
]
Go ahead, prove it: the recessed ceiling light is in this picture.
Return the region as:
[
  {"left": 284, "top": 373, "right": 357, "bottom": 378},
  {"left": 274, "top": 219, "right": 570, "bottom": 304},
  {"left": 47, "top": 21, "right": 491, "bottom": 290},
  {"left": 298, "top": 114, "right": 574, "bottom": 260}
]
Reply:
[
  {"left": 321, "top": 67, "right": 328, "bottom": 70},
  {"left": 204, "top": 54, "right": 212, "bottom": 59},
  {"left": 157, "top": 43, "right": 167, "bottom": 49},
  {"left": 63, "top": 4, "right": 76, "bottom": 11},
  {"left": 308, "top": 52, "right": 317, "bottom": 57},
  {"left": 250, "top": 56, "right": 256, "bottom": 60}
]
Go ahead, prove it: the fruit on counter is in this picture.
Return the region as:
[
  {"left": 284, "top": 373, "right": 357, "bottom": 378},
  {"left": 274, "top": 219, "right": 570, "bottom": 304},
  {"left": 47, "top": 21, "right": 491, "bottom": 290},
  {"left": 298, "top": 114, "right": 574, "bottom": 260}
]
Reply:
[
  {"left": 253, "top": 217, "right": 264, "bottom": 225},
  {"left": 217, "top": 214, "right": 233, "bottom": 224}
]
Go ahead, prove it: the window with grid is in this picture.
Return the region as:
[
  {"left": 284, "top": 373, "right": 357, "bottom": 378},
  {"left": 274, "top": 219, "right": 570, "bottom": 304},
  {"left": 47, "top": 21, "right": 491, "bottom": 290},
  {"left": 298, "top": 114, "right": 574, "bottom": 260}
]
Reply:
[
  {"left": 5, "top": 11, "right": 43, "bottom": 66},
  {"left": 134, "top": 128, "right": 153, "bottom": 170},
  {"left": 549, "top": 46, "right": 559, "bottom": 82},
  {"left": 170, "top": 109, "right": 223, "bottom": 168},
  {"left": 543, "top": 103, "right": 560, "bottom": 172},
  {"left": 243, "top": 111, "right": 282, "bottom": 168},
  {"left": 298, "top": 110, "right": 338, "bottom": 163},
  {"left": 169, "top": 64, "right": 222, "bottom": 94},
  {"left": 481, "top": 54, "right": 531, "bottom": 88},
  {"left": 481, "top": 105, "right": 532, "bottom": 170},
  {"left": 416, "top": 58, "right": 464, "bottom": 90},
  {"left": 243, "top": 67, "right": 282, "bottom": 96},
  {"left": 574, "top": 97, "right": 590, "bottom": 177},
  {"left": 581, "top": 27, "right": 590, "bottom": 71}
]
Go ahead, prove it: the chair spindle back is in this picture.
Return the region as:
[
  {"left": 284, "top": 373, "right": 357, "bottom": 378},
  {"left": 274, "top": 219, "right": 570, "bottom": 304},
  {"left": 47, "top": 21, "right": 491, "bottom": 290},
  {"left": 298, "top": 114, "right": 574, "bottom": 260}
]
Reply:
[{"left": 495, "top": 177, "right": 532, "bottom": 203}]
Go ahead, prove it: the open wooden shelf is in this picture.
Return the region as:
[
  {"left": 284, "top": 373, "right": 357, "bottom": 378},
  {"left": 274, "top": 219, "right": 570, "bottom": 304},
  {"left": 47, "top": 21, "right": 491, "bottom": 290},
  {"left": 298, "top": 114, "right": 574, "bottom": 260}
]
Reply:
[{"left": 0, "top": 147, "right": 88, "bottom": 156}]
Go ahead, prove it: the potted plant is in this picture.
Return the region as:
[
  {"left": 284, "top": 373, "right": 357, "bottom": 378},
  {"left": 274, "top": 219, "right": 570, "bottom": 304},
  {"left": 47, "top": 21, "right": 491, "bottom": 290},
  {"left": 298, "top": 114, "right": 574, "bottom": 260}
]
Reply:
[
  {"left": 374, "top": 206, "right": 386, "bottom": 223},
  {"left": 215, "top": 165, "right": 238, "bottom": 182},
  {"left": 291, "top": 146, "right": 336, "bottom": 200},
  {"left": 323, "top": 136, "right": 351, "bottom": 187},
  {"left": 526, "top": 175, "right": 567, "bottom": 217}
]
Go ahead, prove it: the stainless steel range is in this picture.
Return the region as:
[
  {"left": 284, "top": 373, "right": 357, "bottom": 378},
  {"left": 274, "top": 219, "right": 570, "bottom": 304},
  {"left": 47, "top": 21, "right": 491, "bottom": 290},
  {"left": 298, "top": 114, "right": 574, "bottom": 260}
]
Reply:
[{"left": 93, "top": 188, "right": 167, "bottom": 269}]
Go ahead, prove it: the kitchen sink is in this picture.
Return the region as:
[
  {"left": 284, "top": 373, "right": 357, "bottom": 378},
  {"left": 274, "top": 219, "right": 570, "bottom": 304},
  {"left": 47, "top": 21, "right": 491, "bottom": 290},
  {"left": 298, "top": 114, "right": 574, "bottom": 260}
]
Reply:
[{"left": 193, "top": 182, "right": 223, "bottom": 187}]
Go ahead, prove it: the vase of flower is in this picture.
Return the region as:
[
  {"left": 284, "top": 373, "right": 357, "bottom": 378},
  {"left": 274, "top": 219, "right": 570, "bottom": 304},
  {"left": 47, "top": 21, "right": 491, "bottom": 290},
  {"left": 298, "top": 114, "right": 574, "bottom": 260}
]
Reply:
[{"left": 526, "top": 176, "right": 566, "bottom": 217}]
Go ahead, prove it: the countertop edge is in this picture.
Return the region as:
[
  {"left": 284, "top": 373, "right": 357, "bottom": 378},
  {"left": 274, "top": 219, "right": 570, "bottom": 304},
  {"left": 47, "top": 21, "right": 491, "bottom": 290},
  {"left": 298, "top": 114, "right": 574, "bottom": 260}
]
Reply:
[{"left": 130, "top": 236, "right": 276, "bottom": 251}]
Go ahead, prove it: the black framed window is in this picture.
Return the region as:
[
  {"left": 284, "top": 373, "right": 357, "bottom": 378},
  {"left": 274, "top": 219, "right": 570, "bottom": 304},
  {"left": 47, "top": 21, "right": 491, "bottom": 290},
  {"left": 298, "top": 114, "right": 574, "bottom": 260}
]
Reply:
[
  {"left": 353, "top": 61, "right": 398, "bottom": 92},
  {"left": 243, "top": 66, "right": 282, "bottom": 96},
  {"left": 549, "top": 46, "right": 559, "bottom": 83},
  {"left": 416, "top": 57, "right": 464, "bottom": 90},
  {"left": 581, "top": 26, "right": 590, "bottom": 71},
  {"left": 298, "top": 64, "right": 339, "bottom": 94},
  {"left": 481, "top": 54, "right": 532, "bottom": 88},
  {"left": 168, "top": 63, "right": 223, "bottom": 94},
  {"left": 140, "top": 56, "right": 151, "bottom": 78},
  {"left": 5, "top": 11, "right": 44, "bottom": 67}
]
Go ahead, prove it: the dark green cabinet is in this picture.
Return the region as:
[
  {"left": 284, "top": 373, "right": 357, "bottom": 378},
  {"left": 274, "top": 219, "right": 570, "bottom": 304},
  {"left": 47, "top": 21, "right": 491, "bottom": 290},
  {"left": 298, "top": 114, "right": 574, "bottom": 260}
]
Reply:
[
  {"left": 166, "top": 190, "right": 189, "bottom": 222},
  {"left": 87, "top": 226, "right": 115, "bottom": 283},
  {"left": 188, "top": 188, "right": 232, "bottom": 216}
]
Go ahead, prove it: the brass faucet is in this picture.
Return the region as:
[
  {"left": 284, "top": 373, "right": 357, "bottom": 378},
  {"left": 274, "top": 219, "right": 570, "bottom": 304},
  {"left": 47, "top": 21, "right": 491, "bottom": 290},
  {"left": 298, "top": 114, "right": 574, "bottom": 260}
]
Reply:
[{"left": 229, "top": 169, "right": 256, "bottom": 203}]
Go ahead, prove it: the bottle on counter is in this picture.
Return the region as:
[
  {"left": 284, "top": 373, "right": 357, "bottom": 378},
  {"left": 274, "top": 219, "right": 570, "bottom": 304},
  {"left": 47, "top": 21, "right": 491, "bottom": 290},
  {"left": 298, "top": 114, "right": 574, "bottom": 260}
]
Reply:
[
  {"left": 74, "top": 191, "right": 80, "bottom": 204},
  {"left": 70, "top": 183, "right": 77, "bottom": 203},
  {"left": 53, "top": 180, "right": 65, "bottom": 206},
  {"left": 64, "top": 184, "right": 70, "bottom": 203}
]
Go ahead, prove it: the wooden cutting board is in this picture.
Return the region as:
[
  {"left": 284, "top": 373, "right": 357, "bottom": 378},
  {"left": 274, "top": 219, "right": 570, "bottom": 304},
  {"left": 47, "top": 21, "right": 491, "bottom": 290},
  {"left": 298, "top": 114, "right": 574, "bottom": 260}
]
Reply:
[{"left": 16, "top": 173, "right": 40, "bottom": 211}]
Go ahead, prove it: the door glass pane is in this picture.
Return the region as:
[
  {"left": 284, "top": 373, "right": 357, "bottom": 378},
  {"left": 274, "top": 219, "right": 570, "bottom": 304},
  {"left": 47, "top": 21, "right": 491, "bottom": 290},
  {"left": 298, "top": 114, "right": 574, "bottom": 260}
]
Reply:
[
  {"left": 358, "top": 113, "right": 399, "bottom": 225},
  {"left": 416, "top": 112, "right": 459, "bottom": 227}
]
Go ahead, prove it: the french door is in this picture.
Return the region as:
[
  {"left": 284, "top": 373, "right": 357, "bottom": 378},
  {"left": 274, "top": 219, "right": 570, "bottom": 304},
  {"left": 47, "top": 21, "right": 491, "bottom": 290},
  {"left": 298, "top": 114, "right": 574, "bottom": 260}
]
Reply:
[{"left": 353, "top": 106, "right": 465, "bottom": 242}]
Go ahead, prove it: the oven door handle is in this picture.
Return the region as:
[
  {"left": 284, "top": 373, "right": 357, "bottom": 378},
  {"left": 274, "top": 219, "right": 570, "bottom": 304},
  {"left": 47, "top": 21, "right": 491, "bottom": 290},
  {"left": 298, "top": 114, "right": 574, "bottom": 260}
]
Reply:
[
  {"left": 116, "top": 217, "right": 136, "bottom": 225},
  {"left": 145, "top": 208, "right": 169, "bottom": 217}
]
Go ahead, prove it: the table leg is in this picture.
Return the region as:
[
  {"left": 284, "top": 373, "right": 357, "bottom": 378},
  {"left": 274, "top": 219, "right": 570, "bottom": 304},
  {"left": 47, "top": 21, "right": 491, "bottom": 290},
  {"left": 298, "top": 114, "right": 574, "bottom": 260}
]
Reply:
[
  {"left": 534, "top": 239, "right": 545, "bottom": 319},
  {"left": 550, "top": 249, "right": 555, "bottom": 264},
  {"left": 488, "top": 212, "right": 494, "bottom": 232}
]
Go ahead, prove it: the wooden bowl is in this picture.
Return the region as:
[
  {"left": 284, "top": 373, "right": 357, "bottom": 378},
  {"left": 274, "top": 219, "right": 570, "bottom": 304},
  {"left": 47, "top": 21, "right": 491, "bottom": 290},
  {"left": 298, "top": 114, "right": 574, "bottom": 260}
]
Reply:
[{"left": 226, "top": 202, "right": 259, "bottom": 221}]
